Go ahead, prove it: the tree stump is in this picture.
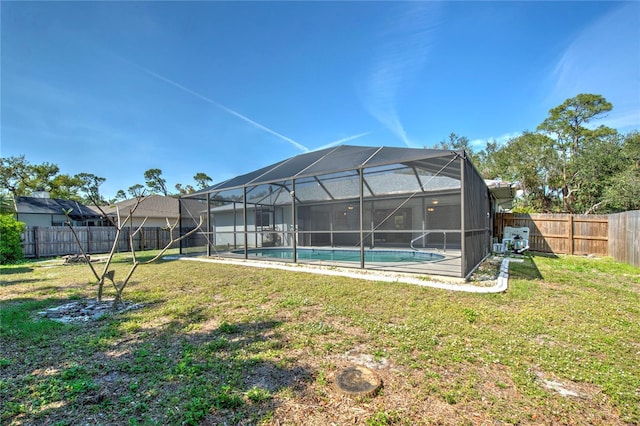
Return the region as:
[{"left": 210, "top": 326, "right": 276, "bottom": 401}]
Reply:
[{"left": 334, "top": 365, "right": 382, "bottom": 397}]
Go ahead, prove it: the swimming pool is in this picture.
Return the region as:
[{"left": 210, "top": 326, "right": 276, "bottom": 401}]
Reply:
[{"left": 231, "top": 247, "right": 445, "bottom": 263}]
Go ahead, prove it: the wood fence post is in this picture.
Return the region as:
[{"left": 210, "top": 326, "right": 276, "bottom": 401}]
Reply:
[
  {"left": 34, "top": 227, "right": 39, "bottom": 258},
  {"left": 568, "top": 214, "right": 574, "bottom": 255}
]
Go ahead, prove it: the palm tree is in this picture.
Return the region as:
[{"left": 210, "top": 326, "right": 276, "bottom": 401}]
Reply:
[{"left": 0, "top": 192, "right": 15, "bottom": 214}]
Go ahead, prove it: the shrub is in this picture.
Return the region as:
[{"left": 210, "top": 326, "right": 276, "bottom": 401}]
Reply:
[{"left": 0, "top": 214, "right": 26, "bottom": 264}]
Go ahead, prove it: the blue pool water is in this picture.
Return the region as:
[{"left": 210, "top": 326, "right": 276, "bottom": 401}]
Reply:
[{"left": 232, "top": 248, "right": 445, "bottom": 263}]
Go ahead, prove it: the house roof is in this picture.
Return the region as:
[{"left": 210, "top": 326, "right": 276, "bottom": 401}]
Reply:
[
  {"left": 187, "top": 145, "right": 464, "bottom": 196},
  {"left": 15, "top": 197, "right": 102, "bottom": 220},
  {"left": 95, "top": 195, "right": 179, "bottom": 219}
]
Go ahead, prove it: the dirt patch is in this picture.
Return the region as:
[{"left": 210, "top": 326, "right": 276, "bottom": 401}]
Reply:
[
  {"left": 534, "top": 370, "right": 595, "bottom": 399},
  {"left": 37, "top": 299, "right": 144, "bottom": 323},
  {"left": 468, "top": 256, "right": 504, "bottom": 283},
  {"left": 244, "top": 363, "right": 311, "bottom": 393}
]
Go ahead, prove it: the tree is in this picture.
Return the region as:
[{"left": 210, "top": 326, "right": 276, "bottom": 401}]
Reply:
[
  {"left": 600, "top": 131, "right": 640, "bottom": 212},
  {"left": 49, "top": 174, "right": 82, "bottom": 200},
  {"left": 114, "top": 190, "right": 127, "bottom": 201},
  {"left": 538, "top": 94, "right": 613, "bottom": 153},
  {"left": 0, "top": 155, "right": 30, "bottom": 195},
  {"left": 428, "top": 95, "right": 632, "bottom": 214},
  {"left": 26, "top": 162, "right": 60, "bottom": 193},
  {"left": 193, "top": 172, "right": 212, "bottom": 190},
  {"left": 0, "top": 193, "right": 15, "bottom": 214},
  {"left": 0, "top": 156, "right": 87, "bottom": 200},
  {"left": 63, "top": 196, "right": 203, "bottom": 307},
  {"left": 433, "top": 132, "right": 482, "bottom": 166},
  {"left": 76, "top": 173, "right": 107, "bottom": 205},
  {"left": 495, "top": 132, "right": 561, "bottom": 212},
  {"left": 0, "top": 156, "right": 61, "bottom": 196},
  {"left": 175, "top": 183, "right": 195, "bottom": 196},
  {"left": 537, "top": 93, "right": 616, "bottom": 212},
  {"left": 570, "top": 134, "right": 627, "bottom": 214},
  {"left": 435, "top": 132, "right": 471, "bottom": 151},
  {"left": 0, "top": 214, "right": 26, "bottom": 264},
  {"left": 144, "top": 168, "right": 169, "bottom": 196},
  {"left": 474, "top": 139, "right": 502, "bottom": 179},
  {"left": 128, "top": 184, "right": 145, "bottom": 198}
]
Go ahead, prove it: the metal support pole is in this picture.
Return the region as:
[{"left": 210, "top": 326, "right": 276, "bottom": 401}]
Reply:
[
  {"left": 330, "top": 204, "right": 334, "bottom": 247},
  {"left": 232, "top": 202, "right": 237, "bottom": 249},
  {"left": 460, "top": 155, "right": 466, "bottom": 277},
  {"left": 256, "top": 204, "right": 260, "bottom": 247},
  {"left": 359, "top": 168, "right": 365, "bottom": 269},
  {"left": 206, "top": 193, "right": 211, "bottom": 256},
  {"left": 243, "top": 187, "right": 248, "bottom": 259},
  {"left": 370, "top": 200, "right": 375, "bottom": 249},
  {"left": 178, "top": 202, "right": 183, "bottom": 255},
  {"left": 421, "top": 197, "right": 426, "bottom": 248},
  {"left": 291, "top": 180, "right": 297, "bottom": 263}
]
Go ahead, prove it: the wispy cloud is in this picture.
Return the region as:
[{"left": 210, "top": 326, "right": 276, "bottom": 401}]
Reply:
[
  {"left": 598, "top": 111, "right": 640, "bottom": 131},
  {"left": 361, "top": 3, "right": 442, "bottom": 147},
  {"left": 549, "top": 2, "right": 639, "bottom": 131},
  {"left": 118, "top": 57, "right": 310, "bottom": 152}
]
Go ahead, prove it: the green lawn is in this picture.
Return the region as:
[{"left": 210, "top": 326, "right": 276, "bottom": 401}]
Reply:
[{"left": 1, "top": 252, "right": 639, "bottom": 425}]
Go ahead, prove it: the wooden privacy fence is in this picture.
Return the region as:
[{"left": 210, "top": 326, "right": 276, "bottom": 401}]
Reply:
[
  {"left": 608, "top": 211, "right": 640, "bottom": 268},
  {"left": 22, "top": 226, "right": 178, "bottom": 258},
  {"left": 495, "top": 211, "right": 640, "bottom": 268},
  {"left": 495, "top": 213, "right": 609, "bottom": 256}
]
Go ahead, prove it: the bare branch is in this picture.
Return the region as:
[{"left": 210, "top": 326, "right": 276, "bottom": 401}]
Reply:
[
  {"left": 130, "top": 216, "right": 149, "bottom": 238},
  {"left": 584, "top": 200, "right": 605, "bottom": 215},
  {"left": 61, "top": 192, "right": 201, "bottom": 308},
  {"left": 143, "top": 215, "right": 204, "bottom": 264},
  {"left": 116, "top": 206, "right": 122, "bottom": 228},
  {"left": 127, "top": 193, "right": 147, "bottom": 217},
  {"left": 99, "top": 204, "right": 137, "bottom": 282},
  {"left": 63, "top": 209, "right": 100, "bottom": 281}
]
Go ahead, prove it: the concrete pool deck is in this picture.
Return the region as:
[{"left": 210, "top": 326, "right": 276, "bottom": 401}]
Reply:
[
  {"left": 206, "top": 246, "right": 465, "bottom": 278},
  {"left": 177, "top": 255, "right": 522, "bottom": 294}
]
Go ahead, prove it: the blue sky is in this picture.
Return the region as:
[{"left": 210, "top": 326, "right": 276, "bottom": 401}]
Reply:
[{"left": 2, "top": 1, "right": 639, "bottom": 199}]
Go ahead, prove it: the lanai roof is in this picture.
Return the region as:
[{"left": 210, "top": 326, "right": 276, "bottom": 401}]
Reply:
[
  {"left": 193, "top": 145, "right": 464, "bottom": 194},
  {"left": 207, "top": 172, "right": 461, "bottom": 210}
]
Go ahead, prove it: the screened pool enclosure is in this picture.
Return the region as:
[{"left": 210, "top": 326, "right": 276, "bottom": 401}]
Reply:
[{"left": 179, "top": 145, "right": 492, "bottom": 278}]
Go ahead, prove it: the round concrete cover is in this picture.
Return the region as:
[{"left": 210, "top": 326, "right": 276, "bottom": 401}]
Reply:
[{"left": 335, "top": 365, "right": 382, "bottom": 397}]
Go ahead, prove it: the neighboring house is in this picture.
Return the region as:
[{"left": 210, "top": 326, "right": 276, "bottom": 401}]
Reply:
[
  {"left": 95, "top": 195, "right": 179, "bottom": 227},
  {"left": 15, "top": 193, "right": 103, "bottom": 227}
]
